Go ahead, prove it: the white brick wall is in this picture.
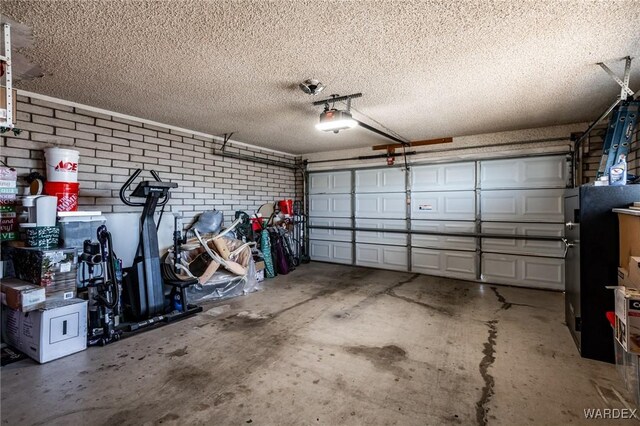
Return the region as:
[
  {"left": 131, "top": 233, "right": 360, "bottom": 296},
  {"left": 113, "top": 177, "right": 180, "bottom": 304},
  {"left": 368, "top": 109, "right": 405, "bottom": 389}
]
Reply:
[{"left": 1, "top": 95, "right": 303, "bottom": 224}]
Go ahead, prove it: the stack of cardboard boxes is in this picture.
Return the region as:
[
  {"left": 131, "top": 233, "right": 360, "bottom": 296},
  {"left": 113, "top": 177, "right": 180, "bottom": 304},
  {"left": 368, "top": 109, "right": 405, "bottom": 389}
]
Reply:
[{"left": 612, "top": 206, "right": 640, "bottom": 406}]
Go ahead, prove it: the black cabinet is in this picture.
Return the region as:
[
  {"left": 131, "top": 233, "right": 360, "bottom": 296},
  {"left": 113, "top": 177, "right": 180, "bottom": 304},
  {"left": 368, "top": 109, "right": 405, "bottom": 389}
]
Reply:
[{"left": 564, "top": 185, "right": 640, "bottom": 363}]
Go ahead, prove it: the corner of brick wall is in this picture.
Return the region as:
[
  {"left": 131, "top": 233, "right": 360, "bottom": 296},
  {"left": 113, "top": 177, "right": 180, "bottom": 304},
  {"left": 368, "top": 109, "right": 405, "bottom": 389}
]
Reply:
[{"left": 1, "top": 95, "right": 301, "bottom": 225}]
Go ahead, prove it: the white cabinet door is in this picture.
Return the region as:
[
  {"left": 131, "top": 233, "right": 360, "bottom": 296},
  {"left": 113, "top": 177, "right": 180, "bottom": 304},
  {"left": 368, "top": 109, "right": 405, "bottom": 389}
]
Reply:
[
  {"left": 355, "top": 218, "right": 407, "bottom": 246},
  {"left": 309, "top": 171, "right": 351, "bottom": 194},
  {"left": 310, "top": 240, "right": 353, "bottom": 264},
  {"left": 481, "top": 222, "right": 564, "bottom": 257},
  {"left": 411, "top": 191, "right": 476, "bottom": 220},
  {"left": 480, "top": 156, "right": 567, "bottom": 189},
  {"left": 480, "top": 189, "right": 564, "bottom": 223},
  {"left": 308, "top": 217, "right": 352, "bottom": 242},
  {"left": 481, "top": 253, "right": 564, "bottom": 290},
  {"left": 356, "top": 244, "right": 408, "bottom": 271},
  {"left": 411, "top": 248, "right": 477, "bottom": 280},
  {"left": 411, "top": 220, "right": 476, "bottom": 250},
  {"left": 411, "top": 162, "right": 476, "bottom": 191},
  {"left": 355, "top": 168, "right": 406, "bottom": 193},
  {"left": 309, "top": 194, "right": 352, "bottom": 218},
  {"left": 355, "top": 192, "right": 406, "bottom": 219}
]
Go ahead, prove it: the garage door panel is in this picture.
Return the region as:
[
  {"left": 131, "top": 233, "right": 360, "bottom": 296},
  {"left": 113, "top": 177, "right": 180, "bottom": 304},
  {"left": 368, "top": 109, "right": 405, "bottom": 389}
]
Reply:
[
  {"left": 411, "top": 220, "right": 476, "bottom": 250},
  {"left": 481, "top": 253, "right": 564, "bottom": 290},
  {"left": 356, "top": 244, "right": 408, "bottom": 271},
  {"left": 480, "top": 156, "right": 567, "bottom": 189},
  {"left": 411, "top": 162, "right": 475, "bottom": 191},
  {"left": 481, "top": 222, "right": 564, "bottom": 257},
  {"left": 355, "top": 193, "right": 406, "bottom": 219},
  {"left": 309, "top": 194, "right": 352, "bottom": 218},
  {"left": 310, "top": 240, "right": 353, "bottom": 264},
  {"left": 481, "top": 189, "right": 564, "bottom": 222},
  {"left": 410, "top": 248, "right": 440, "bottom": 272},
  {"left": 522, "top": 157, "right": 566, "bottom": 188},
  {"left": 356, "top": 168, "right": 405, "bottom": 193},
  {"left": 309, "top": 171, "right": 351, "bottom": 194},
  {"left": 411, "top": 191, "right": 475, "bottom": 220},
  {"left": 523, "top": 259, "right": 564, "bottom": 286},
  {"left": 356, "top": 219, "right": 407, "bottom": 246},
  {"left": 412, "top": 248, "right": 476, "bottom": 280},
  {"left": 309, "top": 218, "right": 352, "bottom": 242}
]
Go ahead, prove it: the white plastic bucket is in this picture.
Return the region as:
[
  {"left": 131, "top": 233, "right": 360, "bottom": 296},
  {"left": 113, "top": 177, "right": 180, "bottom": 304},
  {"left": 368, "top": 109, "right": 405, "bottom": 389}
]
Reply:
[{"left": 44, "top": 148, "right": 80, "bottom": 182}]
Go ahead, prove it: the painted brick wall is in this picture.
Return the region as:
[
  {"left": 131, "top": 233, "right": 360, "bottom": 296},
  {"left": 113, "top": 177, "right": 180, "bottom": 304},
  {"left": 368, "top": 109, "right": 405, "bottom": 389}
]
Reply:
[
  {"left": 1, "top": 94, "right": 302, "bottom": 224},
  {"left": 580, "top": 124, "right": 640, "bottom": 184}
]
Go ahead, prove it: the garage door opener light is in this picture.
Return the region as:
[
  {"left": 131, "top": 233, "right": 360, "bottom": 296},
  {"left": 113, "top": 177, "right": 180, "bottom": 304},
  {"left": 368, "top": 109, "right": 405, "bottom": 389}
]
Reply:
[{"left": 314, "top": 93, "right": 359, "bottom": 133}]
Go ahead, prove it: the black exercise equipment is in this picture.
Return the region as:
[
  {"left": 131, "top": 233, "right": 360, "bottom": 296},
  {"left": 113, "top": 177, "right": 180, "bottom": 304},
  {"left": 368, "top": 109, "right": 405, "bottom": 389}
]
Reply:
[
  {"left": 79, "top": 225, "right": 123, "bottom": 346},
  {"left": 119, "top": 169, "right": 201, "bottom": 331}
]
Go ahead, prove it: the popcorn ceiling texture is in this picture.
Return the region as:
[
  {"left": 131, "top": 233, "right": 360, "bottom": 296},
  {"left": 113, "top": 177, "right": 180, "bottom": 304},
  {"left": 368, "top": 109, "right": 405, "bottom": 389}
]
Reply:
[
  {"left": 1, "top": 94, "right": 303, "bottom": 224},
  {"left": 3, "top": 0, "right": 640, "bottom": 154}
]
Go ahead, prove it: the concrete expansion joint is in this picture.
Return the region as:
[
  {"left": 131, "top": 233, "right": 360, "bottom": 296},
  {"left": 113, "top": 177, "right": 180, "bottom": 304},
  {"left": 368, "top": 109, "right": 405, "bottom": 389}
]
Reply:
[{"left": 476, "top": 319, "right": 499, "bottom": 426}]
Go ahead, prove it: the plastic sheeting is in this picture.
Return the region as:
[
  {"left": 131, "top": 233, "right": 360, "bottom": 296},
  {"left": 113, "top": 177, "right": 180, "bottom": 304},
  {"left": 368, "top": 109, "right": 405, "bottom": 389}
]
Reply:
[{"left": 185, "top": 257, "right": 262, "bottom": 303}]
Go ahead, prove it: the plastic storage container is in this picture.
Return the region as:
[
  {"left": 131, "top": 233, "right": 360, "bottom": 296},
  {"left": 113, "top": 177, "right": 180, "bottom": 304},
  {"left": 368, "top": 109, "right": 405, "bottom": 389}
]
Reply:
[
  {"left": 58, "top": 215, "right": 107, "bottom": 249},
  {"left": 614, "top": 336, "right": 640, "bottom": 407}
]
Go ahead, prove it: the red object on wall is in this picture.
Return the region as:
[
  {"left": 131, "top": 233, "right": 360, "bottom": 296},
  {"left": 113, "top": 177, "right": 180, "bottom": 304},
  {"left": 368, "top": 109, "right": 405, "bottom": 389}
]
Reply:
[
  {"left": 44, "top": 181, "right": 79, "bottom": 212},
  {"left": 278, "top": 199, "right": 293, "bottom": 216}
]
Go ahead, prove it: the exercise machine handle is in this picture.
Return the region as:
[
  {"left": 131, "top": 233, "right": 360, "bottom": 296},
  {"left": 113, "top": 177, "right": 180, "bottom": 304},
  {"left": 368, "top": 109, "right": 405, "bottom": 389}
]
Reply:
[{"left": 120, "top": 169, "right": 144, "bottom": 206}]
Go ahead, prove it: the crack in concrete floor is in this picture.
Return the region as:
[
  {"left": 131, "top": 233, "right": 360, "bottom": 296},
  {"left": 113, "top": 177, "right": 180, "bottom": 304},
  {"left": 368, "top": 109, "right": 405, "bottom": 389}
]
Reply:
[{"left": 476, "top": 319, "right": 498, "bottom": 426}]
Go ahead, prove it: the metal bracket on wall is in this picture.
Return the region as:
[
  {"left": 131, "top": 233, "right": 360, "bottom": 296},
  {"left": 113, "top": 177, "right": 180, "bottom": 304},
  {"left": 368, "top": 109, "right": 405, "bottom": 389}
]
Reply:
[
  {"left": 220, "top": 132, "right": 234, "bottom": 151},
  {"left": 0, "top": 23, "right": 19, "bottom": 135},
  {"left": 598, "top": 57, "right": 635, "bottom": 101}
]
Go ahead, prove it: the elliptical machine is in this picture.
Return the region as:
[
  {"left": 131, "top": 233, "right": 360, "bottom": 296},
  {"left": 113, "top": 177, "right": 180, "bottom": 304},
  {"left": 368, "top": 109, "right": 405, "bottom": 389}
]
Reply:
[{"left": 119, "top": 169, "right": 201, "bottom": 331}]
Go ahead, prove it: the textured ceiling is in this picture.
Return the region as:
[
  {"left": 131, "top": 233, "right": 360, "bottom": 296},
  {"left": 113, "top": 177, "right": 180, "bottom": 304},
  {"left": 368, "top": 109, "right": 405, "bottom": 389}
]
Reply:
[{"left": 3, "top": 1, "right": 640, "bottom": 155}]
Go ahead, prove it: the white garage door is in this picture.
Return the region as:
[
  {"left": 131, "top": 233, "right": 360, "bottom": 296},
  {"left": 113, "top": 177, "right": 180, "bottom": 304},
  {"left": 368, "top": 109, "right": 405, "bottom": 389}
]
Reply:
[
  {"left": 307, "top": 154, "right": 568, "bottom": 290},
  {"left": 308, "top": 171, "right": 353, "bottom": 264},
  {"left": 410, "top": 161, "right": 477, "bottom": 280},
  {"left": 479, "top": 156, "right": 567, "bottom": 289},
  {"left": 354, "top": 168, "right": 408, "bottom": 271}
]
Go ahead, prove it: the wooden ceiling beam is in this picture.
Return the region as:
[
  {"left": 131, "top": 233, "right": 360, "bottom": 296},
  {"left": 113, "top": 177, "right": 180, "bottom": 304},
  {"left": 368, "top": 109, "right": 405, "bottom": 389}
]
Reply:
[{"left": 371, "top": 137, "right": 453, "bottom": 151}]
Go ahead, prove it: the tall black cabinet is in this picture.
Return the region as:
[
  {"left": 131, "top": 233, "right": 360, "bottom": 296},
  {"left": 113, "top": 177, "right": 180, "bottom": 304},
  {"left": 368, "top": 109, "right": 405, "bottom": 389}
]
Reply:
[{"left": 564, "top": 185, "right": 640, "bottom": 363}]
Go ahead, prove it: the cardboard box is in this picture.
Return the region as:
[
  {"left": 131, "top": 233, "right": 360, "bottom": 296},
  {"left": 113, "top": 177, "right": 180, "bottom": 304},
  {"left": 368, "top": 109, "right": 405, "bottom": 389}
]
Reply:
[
  {"left": 255, "top": 260, "right": 265, "bottom": 271},
  {"left": 4, "top": 298, "right": 87, "bottom": 363},
  {"left": 617, "top": 210, "right": 640, "bottom": 269},
  {"left": 630, "top": 257, "right": 640, "bottom": 288},
  {"left": 620, "top": 267, "right": 631, "bottom": 285},
  {"left": 615, "top": 287, "right": 640, "bottom": 354},
  {"left": 1, "top": 278, "right": 46, "bottom": 312}
]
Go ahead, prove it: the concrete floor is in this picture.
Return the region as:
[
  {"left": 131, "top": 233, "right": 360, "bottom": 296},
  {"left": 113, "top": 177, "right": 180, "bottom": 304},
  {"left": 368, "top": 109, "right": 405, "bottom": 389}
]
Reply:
[{"left": 0, "top": 263, "right": 633, "bottom": 425}]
